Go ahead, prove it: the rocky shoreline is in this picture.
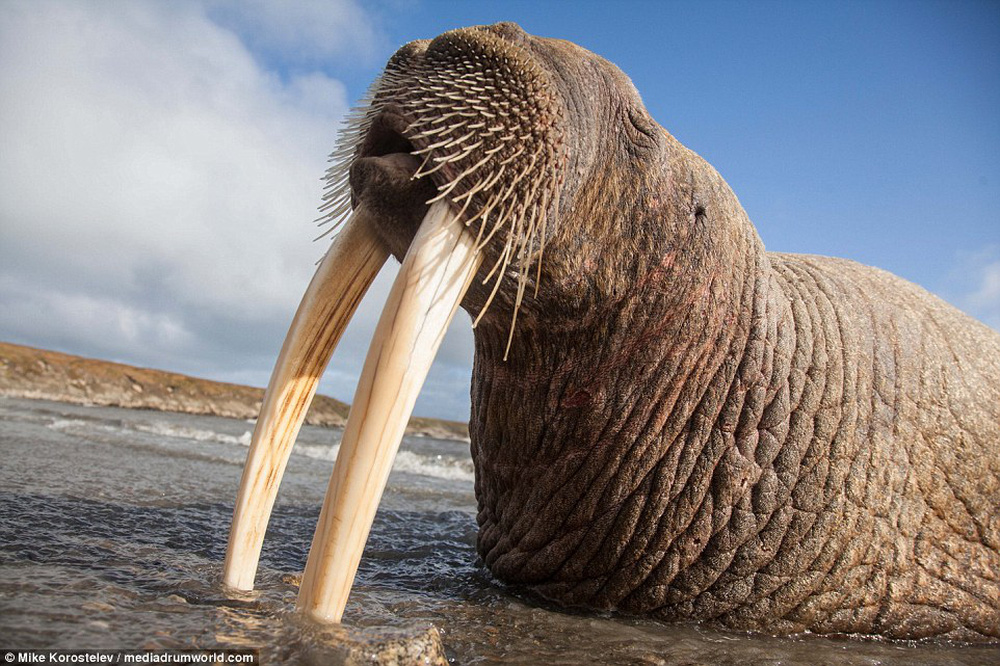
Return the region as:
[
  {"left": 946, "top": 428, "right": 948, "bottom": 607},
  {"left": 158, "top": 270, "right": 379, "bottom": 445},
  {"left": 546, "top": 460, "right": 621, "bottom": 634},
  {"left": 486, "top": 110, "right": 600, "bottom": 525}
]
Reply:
[{"left": 0, "top": 341, "right": 469, "bottom": 442}]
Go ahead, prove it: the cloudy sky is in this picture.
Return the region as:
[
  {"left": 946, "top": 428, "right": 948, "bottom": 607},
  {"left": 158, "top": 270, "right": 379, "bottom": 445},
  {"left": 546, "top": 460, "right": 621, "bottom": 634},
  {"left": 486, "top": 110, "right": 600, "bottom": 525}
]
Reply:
[{"left": 1, "top": 0, "right": 998, "bottom": 421}]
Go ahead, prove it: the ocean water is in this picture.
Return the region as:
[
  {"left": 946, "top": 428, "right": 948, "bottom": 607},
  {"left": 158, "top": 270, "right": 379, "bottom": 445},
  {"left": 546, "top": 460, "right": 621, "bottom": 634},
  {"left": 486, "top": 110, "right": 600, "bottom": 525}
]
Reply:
[{"left": 0, "top": 396, "right": 996, "bottom": 665}]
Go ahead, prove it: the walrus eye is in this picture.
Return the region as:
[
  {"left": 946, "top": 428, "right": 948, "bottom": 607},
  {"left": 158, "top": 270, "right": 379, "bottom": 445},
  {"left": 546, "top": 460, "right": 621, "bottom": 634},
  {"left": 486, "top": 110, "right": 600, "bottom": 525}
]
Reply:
[
  {"left": 625, "top": 106, "right": 658, "bottom": 150},
  {"left": 694, "top": 204, "right": 707, "bottom": 223}
]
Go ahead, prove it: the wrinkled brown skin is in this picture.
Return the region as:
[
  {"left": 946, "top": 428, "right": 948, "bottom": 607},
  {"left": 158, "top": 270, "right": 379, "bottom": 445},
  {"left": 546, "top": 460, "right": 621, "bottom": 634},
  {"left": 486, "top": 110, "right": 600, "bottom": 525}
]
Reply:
[{"left": 356, "top": 23, "right": 1000, "bottom": 641}]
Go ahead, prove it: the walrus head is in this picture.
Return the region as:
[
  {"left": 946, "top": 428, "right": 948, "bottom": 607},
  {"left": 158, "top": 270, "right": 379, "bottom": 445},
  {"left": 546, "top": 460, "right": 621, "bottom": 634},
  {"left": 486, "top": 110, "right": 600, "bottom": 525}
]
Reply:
[{"left": 224, "top": 22, "right": 764, "bottom": 623}]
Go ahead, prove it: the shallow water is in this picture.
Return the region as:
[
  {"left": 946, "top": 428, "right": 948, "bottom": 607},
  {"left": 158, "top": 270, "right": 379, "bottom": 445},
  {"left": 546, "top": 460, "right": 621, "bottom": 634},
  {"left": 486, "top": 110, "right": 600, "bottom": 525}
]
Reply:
[{"left": 0, "top": 397, "right": 996, "bottom": 664}]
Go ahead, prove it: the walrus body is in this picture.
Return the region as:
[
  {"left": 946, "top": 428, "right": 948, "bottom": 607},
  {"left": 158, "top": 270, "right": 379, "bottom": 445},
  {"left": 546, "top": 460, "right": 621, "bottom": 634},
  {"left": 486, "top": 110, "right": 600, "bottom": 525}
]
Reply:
[
  {"left": 474, "top": 239, "right": 1000, "bottom": 640},
  {"left": 442, "top": 25, "right": 1000, "bottom": 641},
  {"left": 229, "top": 22, "right": 1000, "bottom": 641}
]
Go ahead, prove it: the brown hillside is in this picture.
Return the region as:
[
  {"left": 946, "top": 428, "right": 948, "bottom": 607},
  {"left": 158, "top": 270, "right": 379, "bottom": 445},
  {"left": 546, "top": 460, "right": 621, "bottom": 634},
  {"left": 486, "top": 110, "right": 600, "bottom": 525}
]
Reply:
[{"left": 0, "top": 341, "right": 469, "bottom": 442}]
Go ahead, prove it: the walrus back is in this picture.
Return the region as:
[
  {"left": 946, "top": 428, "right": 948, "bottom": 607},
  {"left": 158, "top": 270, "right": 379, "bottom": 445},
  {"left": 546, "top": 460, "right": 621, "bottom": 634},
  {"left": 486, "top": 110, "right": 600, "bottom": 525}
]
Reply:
[{"left": 766, "top": 251, "right": 1000, "bottom": 639}]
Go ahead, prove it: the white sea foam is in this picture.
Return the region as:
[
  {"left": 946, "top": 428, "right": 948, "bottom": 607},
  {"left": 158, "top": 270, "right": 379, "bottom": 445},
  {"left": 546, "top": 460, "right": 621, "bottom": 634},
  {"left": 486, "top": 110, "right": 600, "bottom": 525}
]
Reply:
[
  {"left": 47, "top": 419, "right": 89, "bottom": 431},
  {"left": 295, "top": 443, "right": 341, "bottom": 462},
  {"left": 392, "top": 450, "right": 474, "bottom": 482},
  {"left": 279, "top": 441, "right": 473, "bottom": 481},
  {"left": 131, "top": 421, "right": 252, "bottom": 447},
  {"left": 77, "top": 416, "right": 471, "bottom": 482}
]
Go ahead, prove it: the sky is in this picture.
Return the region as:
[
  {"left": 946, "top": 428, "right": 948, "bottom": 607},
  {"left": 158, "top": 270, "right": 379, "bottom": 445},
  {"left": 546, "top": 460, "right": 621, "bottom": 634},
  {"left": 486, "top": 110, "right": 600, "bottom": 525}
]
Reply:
[{"left": 1, "top": 0, "right": 998, "bottom": 422}]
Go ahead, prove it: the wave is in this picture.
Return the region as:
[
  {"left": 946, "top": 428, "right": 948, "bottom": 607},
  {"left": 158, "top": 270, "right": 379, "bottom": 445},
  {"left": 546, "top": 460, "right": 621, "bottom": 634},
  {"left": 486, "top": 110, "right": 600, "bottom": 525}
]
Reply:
[
  {"left": 393, "top": 450, "right": 474, "bottom": 482},
  {"left": 47, "top": 418, "right": 90, "bottom": 432},
  {"left": 131, "top": 421, "right": 252, "bottom": 447},
  {"left": 289, "top": 444, "right": 474, "bottom": 482},
  {"left": 46, "top": 416, "right": 472, "bottom": 482},
  {"left": 295, "top": 442, "right": 341, "bottom": 462}
]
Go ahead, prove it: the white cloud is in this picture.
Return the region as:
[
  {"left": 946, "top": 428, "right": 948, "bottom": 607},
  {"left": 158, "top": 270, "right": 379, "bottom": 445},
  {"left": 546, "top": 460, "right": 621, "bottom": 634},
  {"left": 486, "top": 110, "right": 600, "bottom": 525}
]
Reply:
[
  {"left": 204, "top": 0, "right": 384, "bottom": 67},
  {"left": 0, "top": 0, "right": 475, "bottom": 421},
  {"left": 956, "top": 247, "right": 1000, "bottom": 331},
  {"left": 0, "top": 0, "right": 343, "bottom": 315},
  {"left": 0, "top": 274, "right": 195, "bottom": 363}
]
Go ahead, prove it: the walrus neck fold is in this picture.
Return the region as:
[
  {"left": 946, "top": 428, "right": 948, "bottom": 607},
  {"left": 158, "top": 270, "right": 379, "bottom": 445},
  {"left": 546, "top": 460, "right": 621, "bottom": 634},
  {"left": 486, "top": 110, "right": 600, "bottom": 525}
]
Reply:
[{"left": 467, "top": 144, "right": 778, "bottom": 568}]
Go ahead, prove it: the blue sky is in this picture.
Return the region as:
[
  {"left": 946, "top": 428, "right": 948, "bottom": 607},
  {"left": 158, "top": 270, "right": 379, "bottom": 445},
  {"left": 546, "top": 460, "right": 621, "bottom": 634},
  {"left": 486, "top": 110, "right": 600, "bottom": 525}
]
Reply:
[{"left": 1, "top": 1, "right": 998, "bottom": 421}]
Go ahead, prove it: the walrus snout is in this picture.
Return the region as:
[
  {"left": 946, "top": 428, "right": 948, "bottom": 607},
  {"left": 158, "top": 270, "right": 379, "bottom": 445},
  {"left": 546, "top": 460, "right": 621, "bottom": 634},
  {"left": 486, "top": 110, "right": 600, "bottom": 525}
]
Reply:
[
  {"left": 348, "top": 21, "right": 568, "bottom": 341},
  {"left": 421, "top": 21, "right": 531, "bottom": 61},
  {"left": 476, "top": 21, "right": 531, "bottom": 43}
]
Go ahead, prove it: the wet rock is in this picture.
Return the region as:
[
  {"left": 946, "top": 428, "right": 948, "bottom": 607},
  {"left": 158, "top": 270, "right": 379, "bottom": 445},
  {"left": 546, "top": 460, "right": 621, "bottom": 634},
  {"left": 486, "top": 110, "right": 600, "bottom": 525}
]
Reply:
[
  {"left": 341, "top": 625, "right": 448, "bottom": 666},
  {"left": 297, "top": 624, "right": 448, "bottom": 666}
]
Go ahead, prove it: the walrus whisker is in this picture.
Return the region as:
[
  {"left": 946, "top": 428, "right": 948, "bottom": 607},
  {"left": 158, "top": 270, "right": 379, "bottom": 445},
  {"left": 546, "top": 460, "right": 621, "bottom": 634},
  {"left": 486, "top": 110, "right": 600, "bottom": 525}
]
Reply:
[
  {"left": 445, "top": 141, "right": 485, "bottom": 164},
  {"left": 498, "top": 145, "right": 526, "bottom": 166},
  {"left": 516, "top": 159, "right": 545, "bottom": 223},
  {"left": 472, "top": 157, "right": 538, "bottom": 248},
  {"left": 410, "top": 124, "right": 457, "bottom": 140},
  {"left": 427, "top": 168, "right": 478, "bottom": 203},
  {"left": 320, "top": 185, "right": 350, "bottom": 205},
  {"left": 443, "top": 153, "right": 494, "bottom": 189},
  {"left": 452, "top": 178, "right": 487, "bottom": 204},
  {"left": 415, "top": 134, "right": 463, "bottom": 154},
  {"left": 427, "top": 182, "right": 463, "bottom": 204},
  {"left": 475, "top": 202, "right": 512, "bottom": 258},
  {"left": 452, "top": 180, "right": 488, "bottom": 223},
  {"left": 437, "top": 125, "right": 474, "bottom": 141},
  {"left": 321, "top": 173, "right": 349, "bottom": 192},
  {"left": 481, "top": 233, "right": 512, "bottom": 285},
  {"left": 441, "top": 131, "right": 478, "bottom": 149},
  {"left": 317, "top": 194, "right": 347, "bottom": 213},
  {"left": 412, "top": 152, "right": 434, "bottom": 178},
  {"left": 474, "top": 249, "right": 511, "bottom": 330},
  {"left": 315, "top": 75, "right": 393, "bottom": 230},
  {"left": 470, "top": 108, "right": 497, "bottom": 119},
  {"left": 412, "top": 155, "right": 450, "bottom": 179},
  {"left": 410, "top": 110, "right": 461, "bottom": 128},
  {"left": 430, "top": 150, "right": 466, "bottom": 164},
  {"left": 479, "top": 164, "right": 507, "bottom": 190},
  {"left": 504, "top": 266, "right": 530, "bottom": 361},
  {"left": 313, "top": 220, "right": 343, "bottom": 242}
]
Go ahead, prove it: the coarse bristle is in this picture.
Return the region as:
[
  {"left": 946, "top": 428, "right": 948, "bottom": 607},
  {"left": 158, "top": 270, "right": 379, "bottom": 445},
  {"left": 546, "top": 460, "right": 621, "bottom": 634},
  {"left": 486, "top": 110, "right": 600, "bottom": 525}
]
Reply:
[{"left": 317, "top": 31, "right": 567, "bottom": 359}]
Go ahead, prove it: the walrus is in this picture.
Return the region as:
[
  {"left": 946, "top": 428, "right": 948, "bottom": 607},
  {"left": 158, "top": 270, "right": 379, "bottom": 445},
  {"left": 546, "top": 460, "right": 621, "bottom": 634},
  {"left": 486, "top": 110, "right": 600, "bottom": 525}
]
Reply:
[{"left": 222, "top": 23, "right": 1000, "bottom": 641}]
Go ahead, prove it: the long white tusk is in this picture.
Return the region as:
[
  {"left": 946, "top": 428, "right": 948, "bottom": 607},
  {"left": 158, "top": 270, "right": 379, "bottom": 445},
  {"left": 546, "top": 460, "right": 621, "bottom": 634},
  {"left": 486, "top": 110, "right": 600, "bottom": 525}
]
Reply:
[
  {"left": 296, "top": 199, "right": 482, "bottom": 623},
  {"left": 224, "top": 212, "right": 388, "bottom": 591}
]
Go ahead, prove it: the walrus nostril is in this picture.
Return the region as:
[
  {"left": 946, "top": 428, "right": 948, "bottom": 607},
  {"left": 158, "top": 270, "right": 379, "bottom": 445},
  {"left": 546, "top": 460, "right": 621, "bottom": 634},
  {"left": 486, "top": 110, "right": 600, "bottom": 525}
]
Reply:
[
  {"left": 359, "top": 114, "right": 414, "bottom": 160},
  {"left": 349, "top": 114, "right": 420, "bottom": 207},
  {"left": 369, "top": 128, "right": 413, "bottom": 159}
]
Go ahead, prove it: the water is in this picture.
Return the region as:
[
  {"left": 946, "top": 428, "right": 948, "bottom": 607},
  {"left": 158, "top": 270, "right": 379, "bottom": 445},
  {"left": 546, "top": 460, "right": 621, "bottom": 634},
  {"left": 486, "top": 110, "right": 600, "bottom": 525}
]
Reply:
[{"left": 0, "top": 397, "right": 996, "bottom": 664}]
